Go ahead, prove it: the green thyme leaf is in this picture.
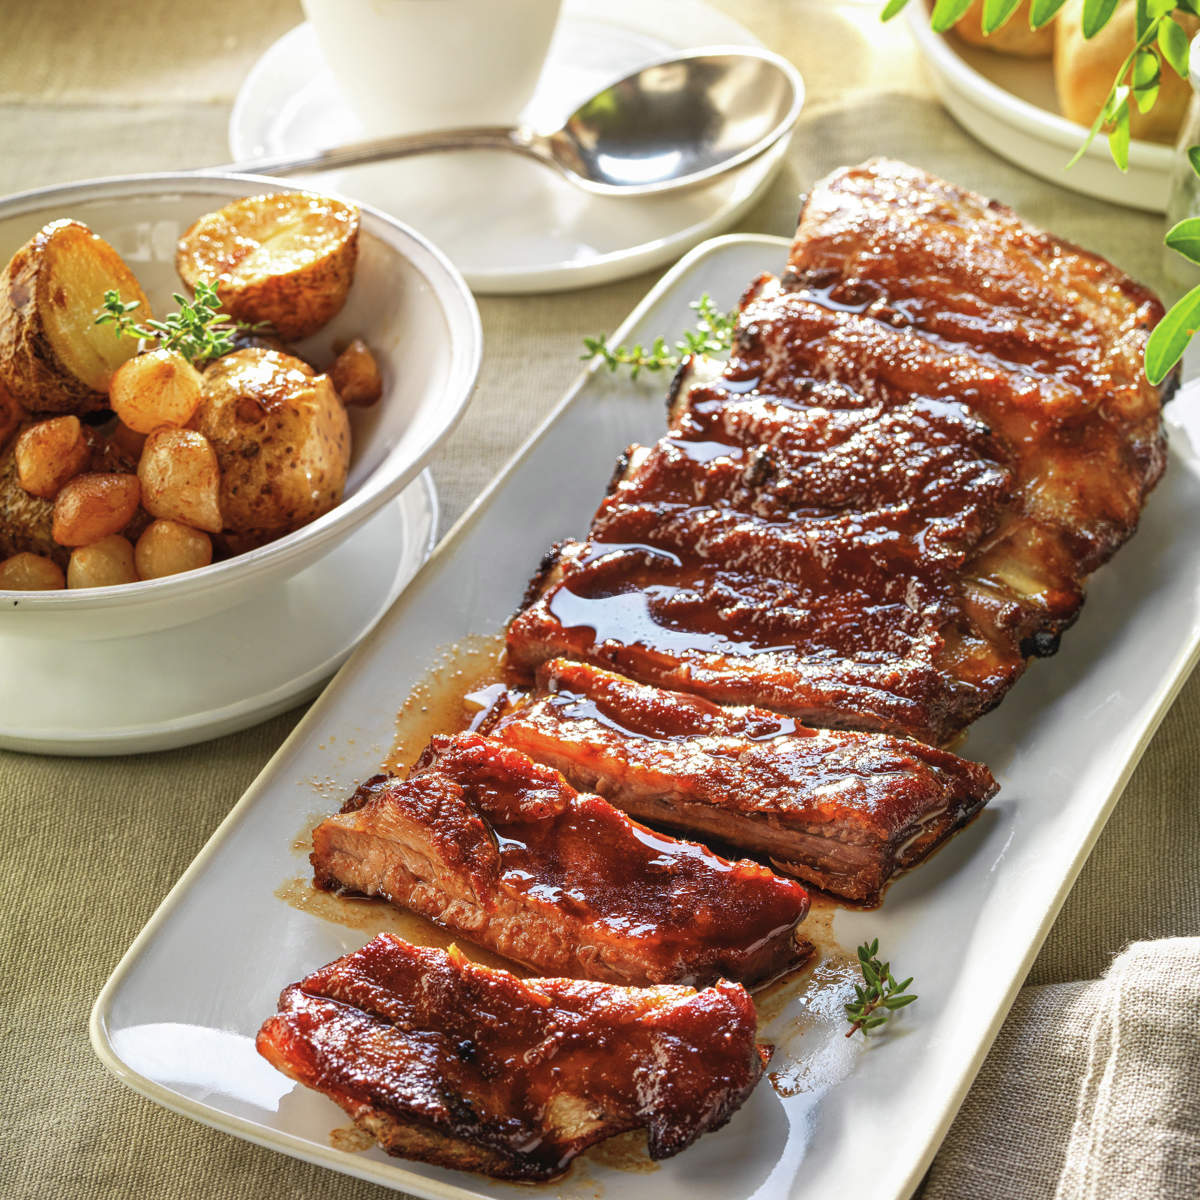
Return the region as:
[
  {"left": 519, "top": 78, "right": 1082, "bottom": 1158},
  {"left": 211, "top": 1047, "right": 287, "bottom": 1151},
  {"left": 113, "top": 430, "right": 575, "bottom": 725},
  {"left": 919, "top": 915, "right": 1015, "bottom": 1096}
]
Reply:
[
  {"left": 982, "top": 0, "right": 1023, "bottom": 33},
  {"left": 1083, "top": 0, "right": 1121, "bottom": 38},
  {"left": 931, "top": 0, "right": 974, "bottom": 32},
  {"left": 581, "top": 292, "right": 736, "bottom": 380},
  {"left": 1145, "top": 284, "right": 1200, "bottom": 386},
  {"left": 1029, "top": 0, "right": 1070, "bottom": 27},
  {"left": 1132, "top": 47, "right": 1162, "bottom": 112},
  {"left": 881, "top": 0, "right": 914, "bottom": 20},
  {"left": 1165, "top": 217, "right": 1200, "bottom": 264},
  {"left": 95, "top": 280, "right": 266, "bottom": 366},
  {"left": 845, "top": 940, "right": 918, "bottom": 1038},
  {"left": 1159, "top": 16, "right": 1191, "bottom": 76},
  {"left": 1107, "top": 97, "right": 1131, "bottom": 169}
]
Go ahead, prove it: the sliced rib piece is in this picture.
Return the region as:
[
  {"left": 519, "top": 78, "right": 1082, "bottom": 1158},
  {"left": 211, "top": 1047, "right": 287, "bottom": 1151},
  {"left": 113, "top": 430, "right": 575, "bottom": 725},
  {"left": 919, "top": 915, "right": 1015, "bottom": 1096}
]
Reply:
[
  {"left": 490, "top": 659, "right": 996, "bottom": 904},
  {"left": 507, "top": 160, "right": 1168, "bottom": 743},
  {"left": 311, "top": 731, "right": 810, "bottom": 987},
  {"left": 257, "top": 934, "right": 767, "bottom": 1181}
]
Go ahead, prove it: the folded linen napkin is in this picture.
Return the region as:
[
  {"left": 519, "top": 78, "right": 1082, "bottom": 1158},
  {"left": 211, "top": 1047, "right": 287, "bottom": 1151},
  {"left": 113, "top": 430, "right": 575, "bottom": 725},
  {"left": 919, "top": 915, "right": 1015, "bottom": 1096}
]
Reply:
[{"left": 920, "top": 938, "right": 1200, "bottom": 1200}]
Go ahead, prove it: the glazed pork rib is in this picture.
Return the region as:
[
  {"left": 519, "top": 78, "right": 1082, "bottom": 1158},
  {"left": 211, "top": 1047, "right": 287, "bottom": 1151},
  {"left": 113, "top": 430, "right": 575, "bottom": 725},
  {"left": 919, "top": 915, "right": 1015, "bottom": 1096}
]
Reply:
[
  {"left": 257, "top": 935, "right": 768, "bottom": 1181},
  {"left": 507, "top": 160, "right": 1168, "bottom": 744},
  {"left": 490, "top": 658, "right": 997, "bottom": 904},
  {"left": 311, "top": 731, "right": 810, "bottom": 987}
]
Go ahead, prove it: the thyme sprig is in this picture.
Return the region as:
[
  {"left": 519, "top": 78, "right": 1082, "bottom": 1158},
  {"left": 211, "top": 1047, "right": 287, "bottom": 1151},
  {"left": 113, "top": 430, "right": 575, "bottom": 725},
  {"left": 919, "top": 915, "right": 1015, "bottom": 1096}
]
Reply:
[
  {"left": 844, "top": 939, "right": 917, "bottom": 1037},
  {"left": 96, "top": 281, "right": 264, "bottom": 366},
  {"left": 582, "top": 293, "right": 736, "bottom": 379}
]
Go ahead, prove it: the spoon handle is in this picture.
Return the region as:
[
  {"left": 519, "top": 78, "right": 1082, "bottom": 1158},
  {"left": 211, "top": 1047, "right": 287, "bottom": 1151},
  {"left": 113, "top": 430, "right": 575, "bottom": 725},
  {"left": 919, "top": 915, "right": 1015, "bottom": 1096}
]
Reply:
[{"left": 206, "top": 126, "right": 538, "bottom": 178}]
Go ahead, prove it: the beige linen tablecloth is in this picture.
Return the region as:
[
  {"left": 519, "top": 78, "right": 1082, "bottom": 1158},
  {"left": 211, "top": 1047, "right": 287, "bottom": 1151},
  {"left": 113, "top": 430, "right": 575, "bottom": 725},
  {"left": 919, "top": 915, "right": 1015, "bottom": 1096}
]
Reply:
[{"left": 1, "top": 3, "right": 1197, "bottom": 1198}]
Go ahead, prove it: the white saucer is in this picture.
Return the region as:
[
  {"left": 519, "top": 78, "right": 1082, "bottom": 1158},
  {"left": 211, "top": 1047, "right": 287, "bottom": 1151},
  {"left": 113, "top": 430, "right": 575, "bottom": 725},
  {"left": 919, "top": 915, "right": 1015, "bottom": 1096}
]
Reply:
[
  {"left": 229, "top": 0, "right": 794, "bottom": 293},
  {"left": 0, "top": 473, "right": 438, "bottom": 757}
]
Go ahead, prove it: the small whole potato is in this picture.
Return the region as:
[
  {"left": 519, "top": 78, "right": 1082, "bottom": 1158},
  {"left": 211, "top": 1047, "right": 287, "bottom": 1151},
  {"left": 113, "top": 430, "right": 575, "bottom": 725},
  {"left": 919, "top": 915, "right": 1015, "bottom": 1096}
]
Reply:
[
  {"left": 0, "top": 427, "right": 61, "bottom": 563},
  {"left": 109, "top": 348, "right": 204, "bottom": 433},
  {"left": 66, "top": 534, "right": 137, "bottom": 588},
  {"left": 328, "top": 338, "right": 382, "bottom": 407},
  {"left": 14, "top": 415, "right": 91, "bottom": 498},
  {"left": 0, "top": 551, "right": 65, "bottom": 590},
  {"left": 52, "top": 472, "right": 141, "bottom": 546},
  {"left": 134, "top": 519, "right": 212, "bottom": 579},
  {"left": 193, "top": 347, "right": 350, "bottom": 552},
  {"left": 105, "top": 420, "right": 147, "bottom": 462},
  {"left": 137, "top": 428, "right": 223, "bottom": 533}
]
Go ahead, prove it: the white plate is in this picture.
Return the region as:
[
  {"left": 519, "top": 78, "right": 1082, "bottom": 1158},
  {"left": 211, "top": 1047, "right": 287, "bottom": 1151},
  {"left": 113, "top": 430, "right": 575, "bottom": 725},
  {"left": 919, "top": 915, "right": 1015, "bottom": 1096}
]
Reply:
[
  {"left": 229, "top": 0, "right": 795, "bottom": 293},
  {"left": 906, "top": 6, "right": 1173, "bottom": 212},
  {"left": 0, "top": 472, "right": 437, "bottom": 757},
  {"left": 91, "top": 235, "right": 1200, "bottom": 1200}
]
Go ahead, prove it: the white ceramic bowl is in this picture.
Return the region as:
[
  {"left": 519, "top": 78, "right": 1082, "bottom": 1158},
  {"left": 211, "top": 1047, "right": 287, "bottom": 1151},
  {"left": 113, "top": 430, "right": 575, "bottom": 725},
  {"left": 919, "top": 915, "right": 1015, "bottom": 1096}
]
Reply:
[{"left": 0, "top": 173, "right": 481, "bottom": 640}]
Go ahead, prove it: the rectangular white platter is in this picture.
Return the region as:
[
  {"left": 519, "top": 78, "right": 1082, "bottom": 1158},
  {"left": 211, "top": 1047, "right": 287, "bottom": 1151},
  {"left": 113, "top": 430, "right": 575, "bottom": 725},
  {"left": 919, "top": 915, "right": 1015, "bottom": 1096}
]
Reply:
[{"left": 92, "top": 234, "right": 1200, "bottom": 1200}]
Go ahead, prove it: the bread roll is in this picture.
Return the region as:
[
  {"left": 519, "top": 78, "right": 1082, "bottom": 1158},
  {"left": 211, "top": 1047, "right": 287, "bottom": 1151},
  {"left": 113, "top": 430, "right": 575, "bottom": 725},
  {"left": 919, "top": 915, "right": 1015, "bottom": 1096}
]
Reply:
[
  {"left": 954, "top": 0, "right": 1054, "bottom": 57},
  {"left": 1055, "top": 0, "right": 1196, "bottom": 143}
]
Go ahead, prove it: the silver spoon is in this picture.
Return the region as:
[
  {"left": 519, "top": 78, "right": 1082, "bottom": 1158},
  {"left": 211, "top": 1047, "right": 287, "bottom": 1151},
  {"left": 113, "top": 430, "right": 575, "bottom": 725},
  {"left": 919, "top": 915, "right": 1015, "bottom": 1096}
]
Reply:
[{"left": 212, "top": 47, "right": 804, "bottom": 197}]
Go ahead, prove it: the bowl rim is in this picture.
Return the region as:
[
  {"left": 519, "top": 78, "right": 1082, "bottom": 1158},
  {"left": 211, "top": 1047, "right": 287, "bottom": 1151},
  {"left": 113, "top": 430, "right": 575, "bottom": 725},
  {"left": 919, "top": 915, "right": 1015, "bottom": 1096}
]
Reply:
[{"left": 0, "top": 171, "right": 482, "bottom": 615}]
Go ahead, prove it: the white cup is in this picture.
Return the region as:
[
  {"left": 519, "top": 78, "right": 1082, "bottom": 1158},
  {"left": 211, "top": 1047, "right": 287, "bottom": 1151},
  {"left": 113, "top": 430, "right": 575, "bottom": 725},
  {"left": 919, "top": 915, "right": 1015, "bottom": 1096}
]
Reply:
[{"left": 302, "top": 0, "right": 564, "bottom": 137}]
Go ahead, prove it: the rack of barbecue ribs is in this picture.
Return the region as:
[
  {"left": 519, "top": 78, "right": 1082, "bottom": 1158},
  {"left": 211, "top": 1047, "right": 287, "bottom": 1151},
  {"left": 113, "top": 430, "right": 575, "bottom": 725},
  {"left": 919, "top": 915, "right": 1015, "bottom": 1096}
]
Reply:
[
  {"left": 487, "top": 658, "right": 997, "bottom": 904},
  {"left": 507, "top": 160, "right": 1168, "bottom": 746},
  {"left": 310, "top": 732, "right": 812, "bottom": 987},
  {"left": 268, "top": 160, "right": 1171, "bottom": 1184},
  {"left": 257, "top": 935, "right": 768, "bottom": 1181}
]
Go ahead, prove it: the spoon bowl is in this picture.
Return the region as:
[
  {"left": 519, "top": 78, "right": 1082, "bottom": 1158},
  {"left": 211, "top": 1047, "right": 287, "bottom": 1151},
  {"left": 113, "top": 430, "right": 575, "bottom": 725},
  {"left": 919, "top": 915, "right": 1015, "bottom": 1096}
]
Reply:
[
  {"left": 217, "top": 47, "right": 804, "bottom": 197},
  {"left": 544, "top": 48, "right": 804, "bottom": 195}
]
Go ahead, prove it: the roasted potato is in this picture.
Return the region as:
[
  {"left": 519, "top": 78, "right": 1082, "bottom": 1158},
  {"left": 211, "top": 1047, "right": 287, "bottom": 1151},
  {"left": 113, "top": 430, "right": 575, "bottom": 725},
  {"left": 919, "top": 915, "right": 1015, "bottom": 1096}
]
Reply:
[
  {"left": 52, "top": 472, "right": 141, "bottom": 547},
  {"left": 67, "top": 534, "right": 137, "bottom": 588},
  {"left": 0, "top": 551, "right": 65, "bottom": 590},
  {"left": 109, "top": 348, "right": 203, "bottom": 433},
  {"left": 192, "top": 347, "right": 351, "bottom": 553},
  {"left": 104, "top": 420, "right": 147, "bottom": 462},
  {"left": 328, "top": 338, "right": 383, "bottom": 407},
  {"left": 137, "top": 427, "right": 223, "bottom": 533},
  {"left": 135, "top": 519, "right": 213, "bottom": 579},
  {"left": 0, "top": 426, "right": 63, "bottom": 565},
  {"left": 14, "top": 416, "right": 91, "bottom": 498},
  {"left": 176, "top": 192, "right": 360, "bottom": 340},
  {"left": 0, "top": 219, "right": 149, "bottom": 414}
]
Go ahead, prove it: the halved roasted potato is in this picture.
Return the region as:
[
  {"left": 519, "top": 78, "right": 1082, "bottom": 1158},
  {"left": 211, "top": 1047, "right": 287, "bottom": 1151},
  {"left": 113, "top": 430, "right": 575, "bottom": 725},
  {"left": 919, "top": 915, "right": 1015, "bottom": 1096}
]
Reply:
[
  {"left": 176, "top": 193, "right": 359, "bottom": 340},
  {"left": 0, "top": 219, "right": 149, "bottom": 414},
  {"left": 192, "top": 347, "right": 351, "bottom": 553}
]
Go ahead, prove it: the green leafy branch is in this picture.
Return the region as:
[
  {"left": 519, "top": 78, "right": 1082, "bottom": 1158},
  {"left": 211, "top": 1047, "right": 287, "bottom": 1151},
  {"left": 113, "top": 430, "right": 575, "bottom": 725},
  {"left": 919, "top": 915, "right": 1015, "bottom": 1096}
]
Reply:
[
  {"left": 582, "top": 293, "right": 736, "bottom": 379},
  {"left": 845, "top": 939, "right": 917, "bottom": 1037},
  {"left": 96, "top": 281, "right": 265, "bottom": 366},
  {"left": 883, "top": 0, "right": 1200, "bottom": 385}
]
